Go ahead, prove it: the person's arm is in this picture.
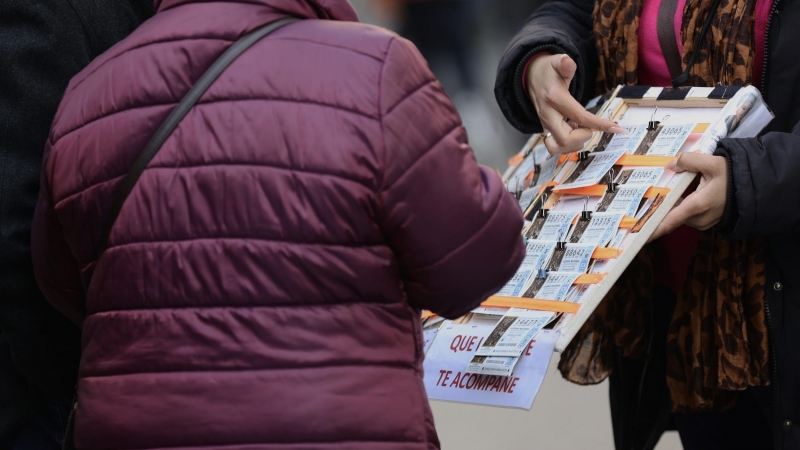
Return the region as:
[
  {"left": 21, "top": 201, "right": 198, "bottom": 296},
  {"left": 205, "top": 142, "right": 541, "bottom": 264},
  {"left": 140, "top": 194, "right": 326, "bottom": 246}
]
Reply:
[
  {"left": 651, "top": 121, "right": 800, "bottom": 241},
  {"left": 379, "top": 37, "right": 526, "bottom": 319},
  {"left": 0, "top": 2, "right": 96, "bottom": 328},
  {"left": 31, "top": 140, "right": 87, "bottom": 326},
  {"left": 715, "top": 123, "right": 800, "bottom": 239},
  {"left": 494, "top": 0, "right": 600, "bottom": 135}
]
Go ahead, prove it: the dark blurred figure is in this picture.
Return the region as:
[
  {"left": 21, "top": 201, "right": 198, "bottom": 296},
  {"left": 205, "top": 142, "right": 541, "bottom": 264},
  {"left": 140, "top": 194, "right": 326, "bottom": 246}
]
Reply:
[
  {"left": 401, "top": 0, "right": 478, "bottom": 94},
  {"left": 0, "top": 2, "right": 152, "bottom": 448}
]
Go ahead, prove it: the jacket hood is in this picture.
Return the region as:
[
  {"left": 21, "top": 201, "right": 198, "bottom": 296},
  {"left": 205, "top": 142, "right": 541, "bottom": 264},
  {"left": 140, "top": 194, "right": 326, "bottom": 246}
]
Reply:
[{"left": 154, "top": 0, "right": 359, "bottom": 22}]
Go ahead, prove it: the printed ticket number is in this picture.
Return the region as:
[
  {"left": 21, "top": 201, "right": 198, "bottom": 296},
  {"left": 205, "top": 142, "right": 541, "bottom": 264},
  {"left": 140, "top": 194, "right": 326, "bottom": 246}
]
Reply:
[
  {"left": 573, "top": 212, "right": 624, "bottom": 246},
  {"left": 617, "top": 167, "right": 664, "bottom": 186},
  {"left": 537, "top": 211, "right": 580, "bottom": 242},
  {"left": 646, "top": 124, "right": 694, "bottom": 156},
  {"left": 601, "top": 185, "right": 648, "bottom": 217},
  {"left": 535, "top": 272, "right": 583, "bottom": 301},
  {"left": 557, "top": 244, "right": 597, "bottom": 273}
]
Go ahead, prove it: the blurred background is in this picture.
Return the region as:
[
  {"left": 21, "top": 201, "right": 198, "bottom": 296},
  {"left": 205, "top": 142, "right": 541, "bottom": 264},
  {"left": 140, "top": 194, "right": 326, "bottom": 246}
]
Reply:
[
  {"left": 348, "top": 2, "right": 684, "bottom": 449},
  {"left": 350, "top": 0, "right": 543, "bottom": 170}
]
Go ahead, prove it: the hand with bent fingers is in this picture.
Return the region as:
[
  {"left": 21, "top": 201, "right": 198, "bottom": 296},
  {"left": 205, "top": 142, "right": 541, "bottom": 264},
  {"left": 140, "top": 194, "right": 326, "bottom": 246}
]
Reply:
[
  {"left": 650, "top": 153, "right": 728, "bottom": 241},
  {"left": 526, "top": 54, "right": 624, "bottom": 155}
]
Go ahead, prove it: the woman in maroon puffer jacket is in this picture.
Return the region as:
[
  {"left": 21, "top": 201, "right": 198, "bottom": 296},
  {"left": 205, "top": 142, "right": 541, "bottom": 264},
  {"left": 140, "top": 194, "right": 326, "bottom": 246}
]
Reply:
[{"left": 30, "top": 0, "right": 525, "bottom": 448}]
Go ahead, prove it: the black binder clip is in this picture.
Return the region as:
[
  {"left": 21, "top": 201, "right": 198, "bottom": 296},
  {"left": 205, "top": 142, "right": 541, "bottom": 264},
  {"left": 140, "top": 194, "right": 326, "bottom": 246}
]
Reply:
[
  {"left": 538, "top": 193, "right": 549, "bottom": 219},
  {"left": 513, "top": 179, "right": 523, "bottom": 200},
  {"left": 648, "top": 106, "right": 660, "bottom": 131},
  {"left": 580, "top": 196, "right": 593, "bottom": 221},
  {"left": 606, "top": 168, "right": 618, "bottom": 193},
  {"left": 555, "top": 242, "right": 567, "bottom": 251},
  {"left": 578, "top": 150, "right": 591, "bottom": 161}
]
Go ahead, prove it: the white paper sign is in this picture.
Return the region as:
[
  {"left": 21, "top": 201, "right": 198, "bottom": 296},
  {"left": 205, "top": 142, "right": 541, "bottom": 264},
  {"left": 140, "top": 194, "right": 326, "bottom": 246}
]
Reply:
[
  {"left": 605, "top": 185, "right": 648, "bottom": 217},
  {"left": 536, "top": 271, "right": 583, "bottom": 300},
  {"left": 423, "top": 329, "right": 439, "bottom": 354},
  {"left": 646, "top": 124, "right": 694, "bottom": 156},
  {"left": 558, "top": 244, "right": 597, "bottom": 273},
  {"left": 537, "top": 211, "right": 579, "bottom": 242},
  {"left": 575, "top": 213, "right": 624, "bottom": 246},
  {"left": 475, "top": 309, "right": 554, "bottom": 357},
  {"left": 424, "top": 324, "right": 558, "bottom": 409}
]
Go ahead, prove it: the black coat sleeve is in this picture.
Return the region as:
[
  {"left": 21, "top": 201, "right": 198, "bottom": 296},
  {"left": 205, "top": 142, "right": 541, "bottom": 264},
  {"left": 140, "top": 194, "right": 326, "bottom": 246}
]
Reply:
[
  {"left": 494, "top": 0, "right": 599, "bottom": 134},
  {"left": 0, "top": 0, "right": 151, "bottom": 442},
  {"left": 715, "top": 121, "right": 800, "bottom": 239}
]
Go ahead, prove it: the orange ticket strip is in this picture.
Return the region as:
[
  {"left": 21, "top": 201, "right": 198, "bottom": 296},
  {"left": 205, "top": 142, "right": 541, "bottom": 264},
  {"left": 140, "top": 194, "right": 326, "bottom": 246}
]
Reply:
[
  {"left": 481, "top": 296, "right": 580, "bottom": 314},
  {"left": 508, "top": 153, "right": 524, "bottom": 167},
  {"left": 615, "top": 155, "right": 677, "bottom": 167},
  {"left": 557, "top": 185, "right": 670, "bottom": 198},
  {"left": 567, "top": 153, "right": 677, "bottom": 167},
  {"left": 592, "top": 247, "right": 622, "bottom": 259},
  {"left": 575, "top": 273, "right": 605, "bottom": 284},
  {"left": 571, "top": 215, "right": 636, "bottom": 226}
]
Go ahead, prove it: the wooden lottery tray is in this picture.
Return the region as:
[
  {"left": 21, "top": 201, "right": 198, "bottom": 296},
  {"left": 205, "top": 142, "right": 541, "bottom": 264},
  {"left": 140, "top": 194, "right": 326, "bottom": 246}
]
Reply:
[{"left": 481, "top": 84, "right": 771, "bottom": 352}]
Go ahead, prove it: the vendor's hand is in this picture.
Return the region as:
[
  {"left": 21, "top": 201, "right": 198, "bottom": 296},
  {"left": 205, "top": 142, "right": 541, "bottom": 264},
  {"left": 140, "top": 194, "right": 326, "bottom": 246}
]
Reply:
[
  {"left": 650, "top": 153, "right": 728, "bottom": 241},
  {"left": 527, "top": 54, "right": 624, "bottom": 155}
]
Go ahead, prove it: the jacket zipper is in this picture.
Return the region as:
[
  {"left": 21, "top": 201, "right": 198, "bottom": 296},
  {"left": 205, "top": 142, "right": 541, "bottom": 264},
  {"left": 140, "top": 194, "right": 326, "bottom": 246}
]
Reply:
[
  {"left": 761, "top": 3, "right": 781, "bottom": 448},
  {"left": 760, "top": 0, "right": 780, "bottom": 96}
]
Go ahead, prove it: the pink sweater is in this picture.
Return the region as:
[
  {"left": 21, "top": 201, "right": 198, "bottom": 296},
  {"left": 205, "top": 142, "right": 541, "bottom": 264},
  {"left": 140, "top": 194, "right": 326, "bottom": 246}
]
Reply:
[
  {"left": 638, "top": 0, "right": 773, "bottom": 87},
  {"left": 637, "top": 0, "right": 687, "bottom": 86},
  {"left": 638, "top": 0, "right": 774, "bottom": 292}
]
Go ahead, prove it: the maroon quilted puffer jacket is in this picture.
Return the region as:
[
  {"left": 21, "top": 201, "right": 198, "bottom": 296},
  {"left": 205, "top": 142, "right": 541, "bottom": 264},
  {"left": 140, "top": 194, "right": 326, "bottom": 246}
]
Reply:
[{"left": 31, "top": 0, "right": 525, "bottom": 448}]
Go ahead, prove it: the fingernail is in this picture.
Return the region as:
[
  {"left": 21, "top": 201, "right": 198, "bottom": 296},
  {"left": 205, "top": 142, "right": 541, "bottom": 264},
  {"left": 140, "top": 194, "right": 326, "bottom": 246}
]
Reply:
[{"left": 609, "top": 125, "right": 626, "bottom": 134}]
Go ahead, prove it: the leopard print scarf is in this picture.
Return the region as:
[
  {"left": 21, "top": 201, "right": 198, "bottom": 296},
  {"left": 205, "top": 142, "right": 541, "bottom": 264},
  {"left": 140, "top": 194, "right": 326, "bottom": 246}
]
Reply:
[{"left": 559, "top": 0, "right": 769, "bottom": 412}]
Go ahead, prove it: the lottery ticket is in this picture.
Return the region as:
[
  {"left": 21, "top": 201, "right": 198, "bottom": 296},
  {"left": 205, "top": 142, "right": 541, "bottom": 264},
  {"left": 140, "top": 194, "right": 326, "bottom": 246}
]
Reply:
[
  {"left": 646, "top": 124, "right": 694, "bottom": 156},
  {"left": 537, "top": 211, "right": 580, "bottom": 242},
  {"left": 617, "top": 167, "right": 664, "bottom": 186},
  {"left": 571, "top": 212, "right": 624, "bottom": 246},
  {"left": 599, "top": 185, "right": 648, "bottom": 217},
  {"left": 557, "top": 244, "right": 597, "bottom": 273},
  {"left": 496, "top": 241, "right": 557, "bottom": 297},
  {"left": 556, "top": 150, "right": 626, "bottom": 190},
  {"left": 474, "top": 308, "right": 554, "bottom": 357},
  {"left": 467, "top": 354, "right": 522, "bottom": 376},
  {"left": 600, "top": 125, "right": 647, "bottom": 153},
  {"left": 535, "top": 272, "right": 583, "bottom": 301}
]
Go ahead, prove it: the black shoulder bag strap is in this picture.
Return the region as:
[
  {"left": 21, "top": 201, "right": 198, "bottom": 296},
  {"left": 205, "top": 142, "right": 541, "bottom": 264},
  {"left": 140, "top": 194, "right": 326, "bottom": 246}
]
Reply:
[
  {"left": 66, "top": 17, "right": 298, "bottom": 450},
  {"left": 657, "top": 0, "right": 684, "bottom": 82},
  {"left": 95, "top": 17, "right": 299, "bottom": 257}
]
